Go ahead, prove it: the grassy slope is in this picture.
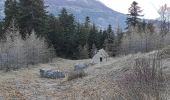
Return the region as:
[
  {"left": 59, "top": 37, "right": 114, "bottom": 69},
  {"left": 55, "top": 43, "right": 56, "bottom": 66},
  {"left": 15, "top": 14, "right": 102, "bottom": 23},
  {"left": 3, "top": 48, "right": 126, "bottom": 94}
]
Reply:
[{"left": 0, "top": 52, "right": 170, "bottom": 100}]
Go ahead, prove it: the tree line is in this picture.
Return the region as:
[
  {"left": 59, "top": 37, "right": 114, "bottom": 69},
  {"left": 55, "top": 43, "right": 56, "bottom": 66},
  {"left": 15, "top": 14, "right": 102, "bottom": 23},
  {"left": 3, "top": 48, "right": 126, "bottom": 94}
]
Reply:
[
  {"left": 122, "top": 1, "right": 170, "bottom": 54},
  {"left": 1, "top": 0, "right": 169, "bottom": 59},
  {"left": 0, "top": 0, "right": 123, "bottom": 59}
]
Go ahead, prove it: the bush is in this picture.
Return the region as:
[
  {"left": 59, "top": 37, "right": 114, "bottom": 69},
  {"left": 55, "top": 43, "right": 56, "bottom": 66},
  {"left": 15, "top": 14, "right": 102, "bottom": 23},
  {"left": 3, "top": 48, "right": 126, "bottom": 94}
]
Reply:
[
  {"left": 67, "top": 70, "right": 86, "bottom": 81},
  {"left": 160, "top": 45, "right": 170, "bottom": 59},
  {"left": 119, "top": 54, "right": 167, "bottom": 100}
]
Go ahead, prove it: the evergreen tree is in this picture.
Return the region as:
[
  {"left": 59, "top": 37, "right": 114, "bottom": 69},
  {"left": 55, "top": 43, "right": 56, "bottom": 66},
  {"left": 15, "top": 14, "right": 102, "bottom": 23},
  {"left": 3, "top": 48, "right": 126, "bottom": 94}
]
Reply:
[
  {"left": 97, "top": 30, "right": 104, "bottom": 48},
  {"left": 136, "top": 19, "right": 147, "bottom": 33},
  {"left": 103, "top": 25, "right": 116, "bottom": 56},
  {"left": 18, "top": 0, "right": 47, "bottom": 38},
  {"left": 85, "top": 16, "right": 90, "bottom": 28},
  {"left": 78, "top": 16, "right": 91, "bottom": 46},
  {"left": 45, "top": 14, "right": 64, "bottom": 56},
  {"left": 106, "top": 24, "right": 115, "bottom": 43},
  {"left": 75, "top": 23, "right": 88, "bottom": 46},
  {"left": 88, "top": 24, "right": 98, "bottom": 51},
  {"left": 0, "top": 21, "right": 4, "bottom": 38},
  {"left": 4, "top": 0, "right": 19, "bottom": 30},
  {"left": 126, "top": 1, "right": 143, "bottom": 28},
  {"left": 147, "top": 21, "right": 155, "bottom": 33},
  {"left": 3, "top": 2, "right": 125, "bottom": 59},
  {"left": 90, "top": 44, "right": 97, "bottom": 57},
  {"left": 107, "top": 25, "right": 112, "bottom": 35},
  {"left": 78, "top": 45, "right": 89, "bottom": 59},
  {"left": 99, "top": 30, "right": 107, "bottom": 48},
  {"left": 59, "top": 8, "right": 76, "bottom": 57}
]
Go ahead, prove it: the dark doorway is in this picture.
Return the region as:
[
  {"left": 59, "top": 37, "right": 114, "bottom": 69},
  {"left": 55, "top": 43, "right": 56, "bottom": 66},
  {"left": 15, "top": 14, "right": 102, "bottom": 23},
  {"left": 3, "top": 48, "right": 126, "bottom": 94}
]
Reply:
[{"left": 100, "top": 57, "right": 102, "bottom": 62}]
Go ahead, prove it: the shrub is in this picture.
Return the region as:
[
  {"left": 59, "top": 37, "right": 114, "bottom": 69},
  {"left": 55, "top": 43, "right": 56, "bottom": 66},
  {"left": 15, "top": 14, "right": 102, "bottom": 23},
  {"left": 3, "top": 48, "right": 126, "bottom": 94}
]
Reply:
[
  {"left": 67, "top": 70, "right": 86, "bottom": 81},
  {"left": 119, "top": 54, "right": 167, "bottom": 100},
  {"left": 160, "top": 45, "right": 170, "bottom": 59}
]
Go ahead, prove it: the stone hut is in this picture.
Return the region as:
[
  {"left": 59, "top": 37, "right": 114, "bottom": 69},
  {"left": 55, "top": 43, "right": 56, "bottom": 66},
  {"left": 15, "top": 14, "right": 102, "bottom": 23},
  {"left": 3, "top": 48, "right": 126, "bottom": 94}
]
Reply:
[{"left": 91, "top": 49, "right": 109, "bottom": 64}]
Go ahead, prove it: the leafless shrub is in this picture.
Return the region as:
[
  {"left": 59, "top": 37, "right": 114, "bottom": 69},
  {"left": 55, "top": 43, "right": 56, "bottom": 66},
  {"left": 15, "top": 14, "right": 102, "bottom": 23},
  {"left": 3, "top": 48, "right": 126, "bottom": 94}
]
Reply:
[
  {"left": 119, "top": 54, "right": 168, "bottom": 100},
  {"left": 67, "top": 70, "right": 86, "bottom": 81},
  {"left": 161, "top": 45, "right": 170, "bottom": 59}
]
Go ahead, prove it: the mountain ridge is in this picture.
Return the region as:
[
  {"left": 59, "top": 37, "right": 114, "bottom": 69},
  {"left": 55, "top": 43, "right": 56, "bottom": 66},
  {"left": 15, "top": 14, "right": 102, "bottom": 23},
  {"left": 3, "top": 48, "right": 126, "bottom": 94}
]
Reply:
[
  {"left": 0, "top": 0, "right": 127, "bottom": 29},
  {"left": 44, "top": 0, "right": 127, "bottom": 29}
]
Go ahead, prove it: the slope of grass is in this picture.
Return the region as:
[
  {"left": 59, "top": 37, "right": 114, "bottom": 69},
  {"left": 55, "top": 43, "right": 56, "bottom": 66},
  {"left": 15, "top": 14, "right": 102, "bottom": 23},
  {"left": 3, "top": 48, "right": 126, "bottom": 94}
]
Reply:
[{"left": 0, "top": 51, "right": 170, "bottom": 100}]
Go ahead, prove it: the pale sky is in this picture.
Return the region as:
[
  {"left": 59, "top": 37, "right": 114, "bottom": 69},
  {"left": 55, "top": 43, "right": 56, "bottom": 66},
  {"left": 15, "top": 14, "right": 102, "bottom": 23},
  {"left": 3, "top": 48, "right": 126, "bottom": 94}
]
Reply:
[{"left": 99, "top": 0, "right": 170, "bottom": 19}]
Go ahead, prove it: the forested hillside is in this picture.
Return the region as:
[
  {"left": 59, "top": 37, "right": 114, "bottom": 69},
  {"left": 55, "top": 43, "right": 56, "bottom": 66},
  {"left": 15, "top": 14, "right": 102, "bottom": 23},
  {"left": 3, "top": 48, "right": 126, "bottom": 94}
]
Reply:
[
  {"left": 0, "top": 0, "right": 124, "bottom": 60},
  {"left": 0, "top": 0, "right": 127, "bottom": 29},
  {"left": 0, "top": 0, "right": 169, "bottom": 62},
  {"left": 0, "top": 0, "right": 170, "bottom": 62}
]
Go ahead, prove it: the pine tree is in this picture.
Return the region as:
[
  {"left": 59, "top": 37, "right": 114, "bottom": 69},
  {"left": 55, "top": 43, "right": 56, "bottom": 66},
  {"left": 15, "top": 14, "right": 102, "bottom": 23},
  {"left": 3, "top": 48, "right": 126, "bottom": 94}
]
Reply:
[
  {"left": 45, "top": 14, "right": 64, "bottom": 56},
  {"left": 18, "top": 0, "right": 47, "bottom": 38},
  {"left": 85, "top": 16, "right": 90, "bottom": 28},
  {"left": 97, "top": 30, "right": 104, "bottom": 48},
  {"left": 59, "top": 8, "right": 76, "bottom": 57},
  {"left": 75, "top": 23, "right": 88, "bottom": 46},
  {"left": 106, "top": 24, "right": 115, "bottom": 43},
  {"left": 78, "top": 45, "right": 89, "bottom": 59},
  {"left": 0, "top": 21, "right": 4, "bottom": 38},
  {"left": 107, "top": 25, "right": 112, "bottom": 35},
  {"left": 4, "top": 0, "right": 19, "bottom": 30},
  {"left": 147, "top": 21, "right": 155, "bottom": 33},
  {"left": 78, "top": 16, "right": 91, "bottom": 46},
  {"left": 126, "top": 1, "right": 143, "bottom": 29},
  {"left": 101, "top": 25, "right": 117, "bottom": 56},
  {"left": 90, "top": 44, "right": 97, "bottom": 57},
  {"left": 88, "top": 24, "right": 98, "bottom": 50},
  {"left": 99, "top": 30, "right": 107, "bottom": 48}
]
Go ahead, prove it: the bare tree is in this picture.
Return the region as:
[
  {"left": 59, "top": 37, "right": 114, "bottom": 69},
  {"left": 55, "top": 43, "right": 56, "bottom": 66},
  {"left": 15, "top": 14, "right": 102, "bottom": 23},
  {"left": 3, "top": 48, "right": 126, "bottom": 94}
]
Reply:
[
  {"left": 158, "top": 4, "right": 169, "bottom": 37},
  {"left": 0, "top": 22, "right": 55, "bottom": 71}
]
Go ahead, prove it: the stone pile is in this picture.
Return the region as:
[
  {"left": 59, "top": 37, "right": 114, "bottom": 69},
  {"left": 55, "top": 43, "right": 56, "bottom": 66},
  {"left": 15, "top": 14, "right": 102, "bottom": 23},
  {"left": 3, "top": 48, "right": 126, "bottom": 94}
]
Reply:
[{"left": 40, "top": 68, "right": 65, "bottom": 79}]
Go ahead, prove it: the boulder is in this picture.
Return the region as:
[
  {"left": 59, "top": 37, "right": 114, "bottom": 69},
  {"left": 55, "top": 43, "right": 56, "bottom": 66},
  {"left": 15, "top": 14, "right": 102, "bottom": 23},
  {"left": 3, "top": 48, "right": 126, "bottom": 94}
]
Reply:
[
  {"left": 40, "top": 69, "right": 65, "bottom": 79},
  {"left": 74, "top": 63, "right": 89, "bottom": 71}
]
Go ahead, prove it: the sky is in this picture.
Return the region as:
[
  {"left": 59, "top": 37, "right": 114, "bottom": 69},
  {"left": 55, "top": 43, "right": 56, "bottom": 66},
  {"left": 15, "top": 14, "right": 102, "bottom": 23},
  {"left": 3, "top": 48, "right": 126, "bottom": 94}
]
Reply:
[{"left": 99, "top": 0, "right": 170, "bottom": 19}]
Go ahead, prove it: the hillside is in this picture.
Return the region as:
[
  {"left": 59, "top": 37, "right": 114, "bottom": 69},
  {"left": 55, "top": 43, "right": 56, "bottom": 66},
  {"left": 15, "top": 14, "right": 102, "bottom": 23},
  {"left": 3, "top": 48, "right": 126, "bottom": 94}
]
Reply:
[
  {"left": 0, "top": 50, "right": 170, "bottom": 99},
  {"left": 45, "top": 0, "right": 127, "bottom": 29},
  {"left": 0, "top": 0, "right": 127, "bottom": 29}
]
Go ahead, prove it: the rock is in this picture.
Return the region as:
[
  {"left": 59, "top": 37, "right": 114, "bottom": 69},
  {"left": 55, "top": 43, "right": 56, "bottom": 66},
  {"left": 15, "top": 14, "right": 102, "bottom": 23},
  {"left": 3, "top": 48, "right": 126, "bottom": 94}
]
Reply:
[
  {"left": 40, "top": 69, "right": 65, "bottom": 79},
  {"left": 74, "top": 63, "right": 89, "bottom": 71}
]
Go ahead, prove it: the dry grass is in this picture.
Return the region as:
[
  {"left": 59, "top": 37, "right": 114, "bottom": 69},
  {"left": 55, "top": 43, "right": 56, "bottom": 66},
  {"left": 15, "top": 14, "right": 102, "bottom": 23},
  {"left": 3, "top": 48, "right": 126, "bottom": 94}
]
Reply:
[
  {"left": 0, "top": 52, "right": 169, "bottom": 100},
  {"left": 0, "top": 58, "right": 91, "bottom": 99},
  {"left": 118, "top": 54, "right": 168, "bottom": 100},
  {"left": 67, "top": 70, "right": 86, "bottom": 81}
]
